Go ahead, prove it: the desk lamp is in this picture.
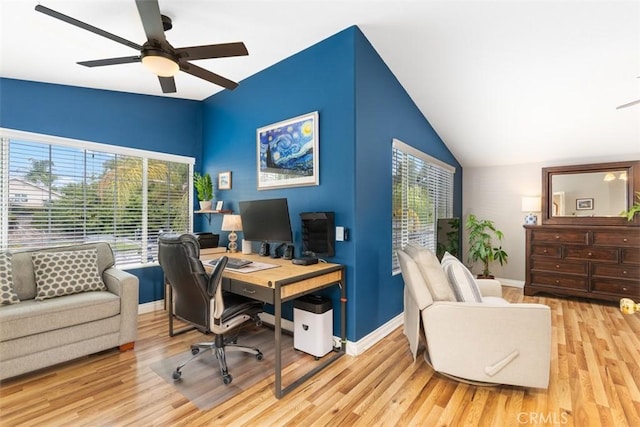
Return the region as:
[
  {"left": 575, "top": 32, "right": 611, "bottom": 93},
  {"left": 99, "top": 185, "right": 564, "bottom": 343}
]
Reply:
[
  {"left": 221, "top": 214, "right": 242, "bottom": 253},
  {"left": 522, "top": 196, "right": 541, "bottom": 225}
]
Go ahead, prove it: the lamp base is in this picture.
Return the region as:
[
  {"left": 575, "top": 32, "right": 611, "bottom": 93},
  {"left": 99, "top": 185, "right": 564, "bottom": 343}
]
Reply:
[
  {"left": 524, "top": 213, "right": 538, "bottom": 225},
  {"left": 228, "top": 231, "right": 238, "bottom": 253}
]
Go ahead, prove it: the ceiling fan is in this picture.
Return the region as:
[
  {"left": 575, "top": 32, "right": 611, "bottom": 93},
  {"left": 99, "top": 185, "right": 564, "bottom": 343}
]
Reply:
[
  {"left": 616, "top": 77, "right": 640, "bottom": 109},
  {"left": 35, "top": 0, "right": 248, "bottom": 93}
]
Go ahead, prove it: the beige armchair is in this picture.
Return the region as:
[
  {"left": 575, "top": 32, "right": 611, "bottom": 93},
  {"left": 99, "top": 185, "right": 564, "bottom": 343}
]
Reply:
[{"left": 397, "top": 246, "right": 551, "bottom": 389}]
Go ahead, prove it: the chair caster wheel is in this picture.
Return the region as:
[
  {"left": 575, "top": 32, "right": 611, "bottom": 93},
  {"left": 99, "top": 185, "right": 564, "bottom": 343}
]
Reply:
[
  {"left": 172, "top": 370, "right": 182, "bottom": 380},
  {"left": 191, "top": 347, "right": 200, "bottom": 355},
  {"left": 256, "top": 352, "right": 263, "bottom": 361},
  {"left": 223, "top": 375, "right": 232, "bottom": 385}
]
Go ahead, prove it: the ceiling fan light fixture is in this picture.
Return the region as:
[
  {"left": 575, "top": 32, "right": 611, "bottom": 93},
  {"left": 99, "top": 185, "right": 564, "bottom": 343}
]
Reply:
[{"left": 141, "top": 48, "right": 179, "bottom": 77}]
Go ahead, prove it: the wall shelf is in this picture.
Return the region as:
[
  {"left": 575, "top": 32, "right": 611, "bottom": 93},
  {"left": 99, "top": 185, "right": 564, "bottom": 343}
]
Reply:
[{"left": 195, "top": 209, "right": 232, "bottom": 224}]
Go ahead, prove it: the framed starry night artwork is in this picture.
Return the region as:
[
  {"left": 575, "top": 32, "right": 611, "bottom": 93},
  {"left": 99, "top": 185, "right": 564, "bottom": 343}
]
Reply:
[{"left": 256, "top": 111, "right": 319, "bottom": 190}]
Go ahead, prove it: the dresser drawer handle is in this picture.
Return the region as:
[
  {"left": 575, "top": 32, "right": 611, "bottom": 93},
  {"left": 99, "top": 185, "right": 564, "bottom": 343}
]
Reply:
[
  {"left": 623, "top": 238, "right": 628, "bottom": 242},
  {"left": 623, "top": 287, "right": 628, "bottom": 292},
  {"left": 242, "top": 288, "right": 257, "bottom": 295},
  {"left": 555, "top": 235, "right": 560, "bottom": 239},
  {"left": 555, "top": 280, "right": 560, "bottom": 284},
  {"left": 543, "top": 249, "right": 548, "bottom": 254},
  {"left": 556, "top": 265, "right": 560, "bottom": 269},
  {"left": 623, "top": 270, "right": 628, "bottom": 275},
  {"left": 587, "top": 252, "right": 592, "bottom": 256}
]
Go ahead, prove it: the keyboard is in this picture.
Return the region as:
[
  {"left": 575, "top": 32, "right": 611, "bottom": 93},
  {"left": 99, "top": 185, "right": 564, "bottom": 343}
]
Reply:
[{"left": 209, "top": 258, "right": 253, "bottom": 269}]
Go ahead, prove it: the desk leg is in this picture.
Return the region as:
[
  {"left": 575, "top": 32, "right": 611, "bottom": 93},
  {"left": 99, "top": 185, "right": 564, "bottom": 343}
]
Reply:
[{"left": 274, "top": 282, "right": 283, "bottom": 398}]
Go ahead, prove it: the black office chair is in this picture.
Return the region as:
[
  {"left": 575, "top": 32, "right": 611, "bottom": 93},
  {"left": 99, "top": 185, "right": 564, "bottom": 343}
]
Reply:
[{"left": 158, "top": 233, "right": 264, "bottom": 385}]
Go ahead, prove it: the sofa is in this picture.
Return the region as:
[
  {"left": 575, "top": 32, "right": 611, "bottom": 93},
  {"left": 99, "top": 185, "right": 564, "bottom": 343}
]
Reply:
[
  {"left": 397, "top": 244, "right": 551, "bottom": 388},
  {"left": 0, "top": 242, "right": 139, "bottom": 380}
]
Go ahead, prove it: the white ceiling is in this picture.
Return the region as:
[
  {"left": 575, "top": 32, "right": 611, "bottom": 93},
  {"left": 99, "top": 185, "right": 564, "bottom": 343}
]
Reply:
[{"left": 1, "top": 0, "right": 639, "bottom": 167}]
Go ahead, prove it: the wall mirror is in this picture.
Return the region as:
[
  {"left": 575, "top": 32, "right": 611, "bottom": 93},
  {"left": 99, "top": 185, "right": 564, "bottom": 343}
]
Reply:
[{"left": 541, "top": 160, "right": 640, "bottom": 226}]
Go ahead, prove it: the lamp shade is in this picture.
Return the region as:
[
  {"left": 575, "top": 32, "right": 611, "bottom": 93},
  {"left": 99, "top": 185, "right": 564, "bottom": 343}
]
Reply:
[
  {"left": 521, "top": 196, "right": 541, "bottom": 213},
  {"left": 221, "top": 214, "right": 243, "bottom": 232}
]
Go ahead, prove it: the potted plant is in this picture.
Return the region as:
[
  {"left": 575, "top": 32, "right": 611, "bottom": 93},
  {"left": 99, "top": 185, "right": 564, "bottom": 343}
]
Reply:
[
  {"left": 193, "top": 172, "right": 213, "bottom": 210},
  {"left": 465, "top": 214, "right": 508, "bottom": 278},
  {"left": 621, "top": 191, "right": 640, "bottom": 221}
]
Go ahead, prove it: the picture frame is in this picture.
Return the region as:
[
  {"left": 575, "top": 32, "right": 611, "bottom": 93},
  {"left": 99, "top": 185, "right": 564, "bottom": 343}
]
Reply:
[
  {"left": 576, "top": 198, "right": 594, "bottom": 210},
  {"left": 215, "top": 201, "right": 224, "bottom": 211},
  {"left": 256, "top": 111, "right": 319, "bottom": 190},
  {"left": 218, "top": 171, "right": 232, "bottom": 190}
]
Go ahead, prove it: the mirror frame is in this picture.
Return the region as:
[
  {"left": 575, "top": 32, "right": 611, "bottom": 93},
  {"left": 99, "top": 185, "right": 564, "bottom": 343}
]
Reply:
[{"left": 541, "top": 160, "right": 640, "bottom": 226}]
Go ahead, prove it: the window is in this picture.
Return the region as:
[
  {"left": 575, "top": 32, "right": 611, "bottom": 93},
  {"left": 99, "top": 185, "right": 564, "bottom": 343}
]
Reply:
[
  {"left": 392, "top": 139, "right": 455, "bottom": 274},
  {"left": 1, "top": 129, "right": 194, "bottom": 267}
]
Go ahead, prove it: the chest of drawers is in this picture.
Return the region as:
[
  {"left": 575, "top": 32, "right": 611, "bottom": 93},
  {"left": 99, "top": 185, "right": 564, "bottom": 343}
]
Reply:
[{"left": 524, "top": 225, "right": 640, "bottom": 302}]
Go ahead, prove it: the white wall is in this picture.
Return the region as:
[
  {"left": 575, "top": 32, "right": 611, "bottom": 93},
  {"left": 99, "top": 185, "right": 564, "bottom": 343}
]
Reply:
[{"left": 462, "top": 154, "right": 639, "bottom": 284}]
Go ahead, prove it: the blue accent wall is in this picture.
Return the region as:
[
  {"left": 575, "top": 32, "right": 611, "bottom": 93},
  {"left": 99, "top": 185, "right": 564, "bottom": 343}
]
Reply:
[
  {"left": 353, "top": 29, "right": 463, "bottom": 339},
  {"left": 200, "top": 26, "right": 462, "bottom": 341},
  {"left": 0, "top": 78, "right": 203, "bottom": 303}
]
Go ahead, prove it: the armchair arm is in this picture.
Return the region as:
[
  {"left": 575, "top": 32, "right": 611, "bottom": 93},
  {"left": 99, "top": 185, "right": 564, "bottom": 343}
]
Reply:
[
  {"left": 475, "top": 278, "right": 503, "bottom": 297},
  {"left": 422, "top": 301, "right": 551, "bottom": 388},
  {"left": 103, "top": 267, "right": 139, "bottom": 345}
]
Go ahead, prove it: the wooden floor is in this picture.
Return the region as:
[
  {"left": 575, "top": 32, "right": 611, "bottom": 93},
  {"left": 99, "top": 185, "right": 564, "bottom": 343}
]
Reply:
[{"left": 1, "top": 287, "right": 639, "bottom": 426}]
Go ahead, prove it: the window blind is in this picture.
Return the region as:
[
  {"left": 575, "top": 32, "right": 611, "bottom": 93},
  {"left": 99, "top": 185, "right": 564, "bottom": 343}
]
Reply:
[
  {"left": 392, "top": 139, "right": 454, "bottom": 273},
  {"left": 1, "top": 131, "right": 193, "bottom": 267}
]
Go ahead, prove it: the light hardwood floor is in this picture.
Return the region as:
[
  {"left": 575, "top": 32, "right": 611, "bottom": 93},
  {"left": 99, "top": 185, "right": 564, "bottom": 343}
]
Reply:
[{"left": 1, "top": 287, "right": 639, "bottom": 426}]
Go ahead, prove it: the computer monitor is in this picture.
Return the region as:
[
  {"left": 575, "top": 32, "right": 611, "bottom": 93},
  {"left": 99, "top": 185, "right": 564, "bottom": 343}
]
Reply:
[
  {"left": 238, "top": 198, "right": 293, "bottom": 244},
  {"left": 301, "top": 212, "right": 335, "bottom": 258}
]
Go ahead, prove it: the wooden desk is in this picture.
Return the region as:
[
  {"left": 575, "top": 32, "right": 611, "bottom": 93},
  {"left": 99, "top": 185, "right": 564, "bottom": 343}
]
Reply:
[{"left": 201, "top": 253, "right": 346, "bottom": 399}]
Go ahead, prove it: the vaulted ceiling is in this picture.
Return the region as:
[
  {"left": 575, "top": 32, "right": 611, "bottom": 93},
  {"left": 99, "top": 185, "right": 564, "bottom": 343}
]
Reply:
[{"left": 1, "top": 1, "right": 638, "bottom": 167}]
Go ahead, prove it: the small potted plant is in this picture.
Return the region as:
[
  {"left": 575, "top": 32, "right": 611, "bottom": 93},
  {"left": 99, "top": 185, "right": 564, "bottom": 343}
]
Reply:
[
  {"left": 465, "top": 214, "right": 508, "bottom": 278},
  {"left": 621, "top": 191, "right": 640, "bottom": 221},
  {"left": 193, "top": 172, "right": 213, "bottom": 210}
]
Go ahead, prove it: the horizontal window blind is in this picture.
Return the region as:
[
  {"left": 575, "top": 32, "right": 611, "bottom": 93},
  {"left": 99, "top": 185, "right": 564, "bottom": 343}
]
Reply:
[
  {"left": 1, "top": 130, "right": 193, "bottom": 267},
  {"left": 392, "top": 139, "right": 454, "bottom": 273}
]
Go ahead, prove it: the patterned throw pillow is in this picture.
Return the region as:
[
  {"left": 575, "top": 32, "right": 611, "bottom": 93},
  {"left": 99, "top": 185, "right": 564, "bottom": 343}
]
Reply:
[
  {"left": 0, "top": 252, "right": 20, "bottom": 305},
  {"left": 440, "top": 252, "right": 483, "bottom": 303},
  {"left": 32, "top": 249, "right": 107, "bottom": 301}
]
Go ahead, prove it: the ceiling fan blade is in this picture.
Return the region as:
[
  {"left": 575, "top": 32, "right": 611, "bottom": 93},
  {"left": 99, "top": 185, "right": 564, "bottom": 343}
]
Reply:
[
  {"left": 179, "top": 62, "right": 239, "bottom": 90},
  {"left": 616, "top": 99, "right": 640, "bottom": 110},
  {"left": 135, "top": 0, "right": 166, "bottom": 43},
  {"left": 35, "top": 5, "right": 141, "bottom": 51},
  {"left": 159, "top": 76, "right": 176, "bottom": 93},
  {"left": 175, "top": 42, "right": 248, "bottom": 61},
  {"left": 78, "top": 56, "right": 141, "bottom": 67}
]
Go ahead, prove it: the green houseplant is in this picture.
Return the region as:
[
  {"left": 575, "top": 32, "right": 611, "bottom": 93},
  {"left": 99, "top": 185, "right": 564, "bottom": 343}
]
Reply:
[
  {"left": 621, "top": 191, "right": 640, "bottom": 221},
  {"left": 465, "top": 214, "right": 508, "bottom": 278},
  {"left": 193, "top": 172, "right": 213, "bottom": 210}
]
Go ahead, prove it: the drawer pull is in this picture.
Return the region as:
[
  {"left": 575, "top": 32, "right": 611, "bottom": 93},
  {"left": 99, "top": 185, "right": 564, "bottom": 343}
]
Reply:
[
  {"left": 242, "top": 288, "right": 257, "bottom": 295},
  {"left": 556, "top": 265, "right": 560, "bottom": 269},
  {"left": 543, "top": 249, "right": 548, "bottom": 254},
  {"left": 587, "top": 252, "right": 593, "bottom": 256},
  {"left": 623, "top": 270, "right": 628, "bottom": 275},
  {"left": 555, "top": 280, "right": 560, "bottom": 284},
  {"left": 623, "top": 238, "right": 628, "bottom": 242},
  {"left": 555, "top": 235, "right": 560, "bottom": 239},
  {"left": 623, "top": 287, "right": 628, "bottom": 291}
]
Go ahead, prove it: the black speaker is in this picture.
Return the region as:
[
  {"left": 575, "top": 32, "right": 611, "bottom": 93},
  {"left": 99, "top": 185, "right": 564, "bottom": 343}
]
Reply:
[
  {"left": 283, "top": 244, "right": 294, "bottom": 260},
  {"left": 259, "top": 241, "right": 270, "bottom": 257}
]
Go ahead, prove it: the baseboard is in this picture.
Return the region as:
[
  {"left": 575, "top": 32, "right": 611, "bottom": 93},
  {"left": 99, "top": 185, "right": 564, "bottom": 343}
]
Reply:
[
  {"left": 348, "top": 313, "right": 403, "bottom": 356},
  {"left": 497, "top": 278, "right": 524, "bottom": 289},
  {"left": 139, "top": 300, "right": 164, "bottom": 314}
]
